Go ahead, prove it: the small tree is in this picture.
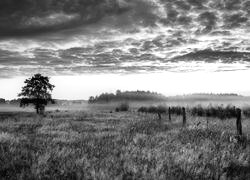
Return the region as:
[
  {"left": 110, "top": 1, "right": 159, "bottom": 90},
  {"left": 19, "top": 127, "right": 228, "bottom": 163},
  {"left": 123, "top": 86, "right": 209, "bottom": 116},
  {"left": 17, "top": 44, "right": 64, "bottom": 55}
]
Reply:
[
  {"left": 18, "top": 74, "right": 55, "bottom": 114},
  {"left": 88, "top": 96, "right": 95, "bottom": 104},
  {"left": 116, "top": 102, "right": 129, "bottom": 112}
]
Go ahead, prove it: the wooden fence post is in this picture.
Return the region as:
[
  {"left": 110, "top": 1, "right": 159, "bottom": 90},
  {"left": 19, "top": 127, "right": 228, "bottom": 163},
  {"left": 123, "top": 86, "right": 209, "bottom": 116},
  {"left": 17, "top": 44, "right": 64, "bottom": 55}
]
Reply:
[
  {"left": 157, "top": 112, "right": 162, "bottom": 120},
  {"left": 169, "top": 107, "right": 171, "bottom": 122},
  {"left": 182, "top": 107, "right": 186, "bottom": 126},
  {"left": 236, "top": 108, "right": 242, "bottom": 135}
]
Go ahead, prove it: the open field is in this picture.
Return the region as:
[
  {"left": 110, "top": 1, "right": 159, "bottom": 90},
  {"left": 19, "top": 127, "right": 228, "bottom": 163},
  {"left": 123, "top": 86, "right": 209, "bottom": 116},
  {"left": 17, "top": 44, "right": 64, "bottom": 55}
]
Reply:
[{"left": 0, "top": 104, "right": 250, "bottom": 180}]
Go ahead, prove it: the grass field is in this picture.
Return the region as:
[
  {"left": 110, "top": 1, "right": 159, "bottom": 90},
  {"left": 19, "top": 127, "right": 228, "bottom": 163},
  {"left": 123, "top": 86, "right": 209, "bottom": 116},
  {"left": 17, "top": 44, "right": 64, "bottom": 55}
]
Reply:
[{"left": 0, "top": 103, "right": 250, "bottom": 180}]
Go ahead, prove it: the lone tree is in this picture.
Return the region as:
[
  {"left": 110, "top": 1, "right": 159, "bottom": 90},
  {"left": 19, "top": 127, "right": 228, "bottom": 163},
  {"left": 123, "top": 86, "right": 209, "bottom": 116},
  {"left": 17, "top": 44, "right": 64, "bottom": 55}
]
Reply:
[{"left": 18, "top": 74, "right": 55, "bottom": 114}]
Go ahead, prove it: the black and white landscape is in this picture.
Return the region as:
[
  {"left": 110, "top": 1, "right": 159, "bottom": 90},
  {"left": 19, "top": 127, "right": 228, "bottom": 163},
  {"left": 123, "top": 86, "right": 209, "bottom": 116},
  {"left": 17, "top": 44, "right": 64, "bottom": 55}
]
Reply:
[{"left": 0, "top": 0, "right": 250, "bottom": 179}]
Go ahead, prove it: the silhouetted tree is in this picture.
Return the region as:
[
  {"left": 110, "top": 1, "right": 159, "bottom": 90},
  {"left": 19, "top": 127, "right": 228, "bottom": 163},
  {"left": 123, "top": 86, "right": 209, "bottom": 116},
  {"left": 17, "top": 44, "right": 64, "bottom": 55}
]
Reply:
[
  {"left": 0, "top": 98, "right": 5, "bottom": 104},
  {"left": 18, "top": 74, "right": 55, "bottom": 114},
  {"left": 88, "top": 96, "right": 95, "bottom": 103}
]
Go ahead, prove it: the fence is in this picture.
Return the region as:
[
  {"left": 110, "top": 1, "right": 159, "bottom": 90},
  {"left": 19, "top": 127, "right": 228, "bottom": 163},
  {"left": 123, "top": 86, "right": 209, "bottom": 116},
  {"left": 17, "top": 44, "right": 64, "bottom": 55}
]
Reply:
[{"left": 138, "top": 105, "right": 243, "bottom": 135}]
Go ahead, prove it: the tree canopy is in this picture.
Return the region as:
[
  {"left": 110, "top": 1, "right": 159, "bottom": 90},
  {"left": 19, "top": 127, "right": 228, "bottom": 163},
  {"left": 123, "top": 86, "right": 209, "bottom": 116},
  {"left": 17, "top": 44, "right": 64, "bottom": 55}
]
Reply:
[
  {"left": 88, "top": 90, "right": 166, "bottom": 103},
  {"left": 18, "top": 74, "right": 55, "bottom": 114}
]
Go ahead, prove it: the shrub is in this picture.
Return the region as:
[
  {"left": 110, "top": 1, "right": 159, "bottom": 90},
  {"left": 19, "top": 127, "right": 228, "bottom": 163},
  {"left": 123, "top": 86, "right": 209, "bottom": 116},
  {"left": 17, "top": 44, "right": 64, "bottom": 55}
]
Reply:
[
  {"left": 170, "top": 106, "right": 183, "bottom": 115},
  {"left": 138, "top": 106, "right": 148, "bottom": 113},
  {"left": 157, "top": 105, "right": 167, "bottom": 114},
  {"left": 116, "top": 102, "right": 129, "bottom": 112},
  {"left": 138, "top": 105, "right": 167, "bottom": 120},
  {"left": 243, "top": 108, "right": 250, "bottom": 117},
  {"left": 190, "top": 105, "right": 237, "bottom": 119},
  {"left": 147, "top": 106, "right": 158, "bottom": 114}
]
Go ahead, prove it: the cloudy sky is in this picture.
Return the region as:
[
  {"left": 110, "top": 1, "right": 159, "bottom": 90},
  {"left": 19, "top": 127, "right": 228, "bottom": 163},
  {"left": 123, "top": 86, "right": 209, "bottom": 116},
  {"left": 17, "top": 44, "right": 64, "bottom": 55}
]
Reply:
[{"left": 0, "top": 0, "right": 250, "bottom": 99}]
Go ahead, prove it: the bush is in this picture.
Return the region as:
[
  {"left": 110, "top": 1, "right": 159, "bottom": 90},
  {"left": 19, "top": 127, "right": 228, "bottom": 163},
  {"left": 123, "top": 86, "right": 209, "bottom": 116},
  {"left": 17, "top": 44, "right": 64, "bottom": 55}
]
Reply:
[
  {"left": 116, "top": 102, "right": 129, "bottom": 112},
  {"left": 243, "top": 108, "right": 250, "bottom": 117},
  {"left": 190, "top": 105, "right": 237, "bottom": 119},
  {"left": 137, "top": 105, "right": 167, "bottom": 120},
  {"left": 170, "top": 106, "right": 183, "bottom": 116},
  {"left": 157, "top": 105, "right": 167, "bottom": 114},
  {"left": 147, "top": 106, "right": 158, "bottom": 114},
  {"left": 138, "top": 106, "right": 148, "bottom": 113}
]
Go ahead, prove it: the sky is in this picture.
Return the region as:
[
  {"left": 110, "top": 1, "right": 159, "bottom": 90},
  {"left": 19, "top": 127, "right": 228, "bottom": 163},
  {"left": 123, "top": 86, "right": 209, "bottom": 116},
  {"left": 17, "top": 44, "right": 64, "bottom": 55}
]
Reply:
[{"left": 0, "top": 0, "right": 250, "bottom": 99}]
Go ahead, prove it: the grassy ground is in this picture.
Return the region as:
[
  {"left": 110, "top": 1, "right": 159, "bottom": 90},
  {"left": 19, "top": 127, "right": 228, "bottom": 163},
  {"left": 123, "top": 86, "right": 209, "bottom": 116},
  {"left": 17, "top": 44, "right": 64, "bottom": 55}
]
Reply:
[{"left": 0, "top": 109, "right": 250, "bottom": 180}]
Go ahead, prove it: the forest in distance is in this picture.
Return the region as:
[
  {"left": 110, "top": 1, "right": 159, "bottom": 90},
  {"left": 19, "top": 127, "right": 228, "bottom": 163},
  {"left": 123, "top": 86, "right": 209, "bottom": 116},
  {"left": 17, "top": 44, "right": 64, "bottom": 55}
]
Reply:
[{"left": 0, "top": 91, "right": 246, "bottom": 105}]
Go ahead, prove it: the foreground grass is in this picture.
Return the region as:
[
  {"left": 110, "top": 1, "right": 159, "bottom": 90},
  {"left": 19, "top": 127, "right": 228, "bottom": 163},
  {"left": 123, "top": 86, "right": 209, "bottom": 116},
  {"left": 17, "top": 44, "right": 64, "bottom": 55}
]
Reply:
[{"left": 0, "top": 111, "right": 249, "bottom": 180}]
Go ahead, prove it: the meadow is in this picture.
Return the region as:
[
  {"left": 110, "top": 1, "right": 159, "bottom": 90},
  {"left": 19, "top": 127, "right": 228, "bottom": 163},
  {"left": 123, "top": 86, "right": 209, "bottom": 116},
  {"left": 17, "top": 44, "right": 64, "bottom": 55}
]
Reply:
[{"left": 0, "top": 102, "right": 250, "bottom": 180}]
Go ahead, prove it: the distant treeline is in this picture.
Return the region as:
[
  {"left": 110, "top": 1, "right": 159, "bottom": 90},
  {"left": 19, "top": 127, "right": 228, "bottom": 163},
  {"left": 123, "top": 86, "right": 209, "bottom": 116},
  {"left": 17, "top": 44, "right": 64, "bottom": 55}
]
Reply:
[
  {"left": 0, "top": 99, "right": 57, "bottom": 105},
  {"left": 88, "top": 90, "right": 167, "bottom": 103},
  {"left": 188, "top": 93, "right": 240, "bottom": 97},
  {"left": 0, "top": 98, "right": 18, "bottom": 104}
]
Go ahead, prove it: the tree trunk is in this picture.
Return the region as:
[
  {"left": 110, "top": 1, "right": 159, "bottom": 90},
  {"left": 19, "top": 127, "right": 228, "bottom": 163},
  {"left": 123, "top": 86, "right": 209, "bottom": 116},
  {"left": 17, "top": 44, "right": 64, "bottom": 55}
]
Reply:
[
  {"left": 40, "top": 105, "right": 45, "bottom": 115},
  {"left": 36, "top": 104, "right": 39, "bottom": 114},
  {"left": 158, "top": 113, "right": 162, "bottom": 120}
]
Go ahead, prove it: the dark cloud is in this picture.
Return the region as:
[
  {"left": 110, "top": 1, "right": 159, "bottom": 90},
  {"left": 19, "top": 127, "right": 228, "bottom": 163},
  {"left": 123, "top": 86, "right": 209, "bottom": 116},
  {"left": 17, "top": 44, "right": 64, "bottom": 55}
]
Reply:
[
  {"left": 242, "top": 1, "right": 250, "bottom": 13},
  {"left": 210, "top": 30, "right": 231, "bottom": 36},
  {"left": 114, "top": 0, "right": 159, "bottom": 27},
  {"left": 0, "top": 50, "right": 33, "bottom": 66},
  {"left": 173, "top": 1, "right": 191, "bottom": 11},
  {"left": 0, "top": 0, "right": 249, "bottom": 37},
  {"left": 186, "top": 0, "right": 206, "bottom": 9},
  {"left": 224, "top": 0, "right": 242, "bottom": 10},
  {"left": 166, "top": 9, "right": 179, "bottom": 23},
  {"left": 207, "top": 1, "right": 224, "bottom": 10},
  {"left": 141, "top": 41, "right": 155, "bottom": 52},
  {"left": 173, "top": 49, "right": 250, "bottom": 63},
  {"left": 129, "top": 48, "right": 139, "bottom": 55},
  {"left": 0, "top": 0, "right": 130, "bottom": 36},
  {"left": 223, "top": 13, "right": 248, "bottom": 28},
  {"left": 0, "top": 49, "right": 17, "bottom": 58},
  {"left": 176, "top": 15, "right": 192, "bottom": 25},
  {"left": 197, "top": 11, "right": 218, "bottom": 32},
  {"left": 32, "top": 48, "right": 58, "bottom": 60}
]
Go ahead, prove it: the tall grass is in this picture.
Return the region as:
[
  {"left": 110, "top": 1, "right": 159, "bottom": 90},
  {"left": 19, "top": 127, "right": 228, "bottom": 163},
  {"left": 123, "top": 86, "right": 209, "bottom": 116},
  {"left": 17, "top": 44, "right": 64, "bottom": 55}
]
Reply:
[{"left": 0, "top": 111, "right": 249, "bottom": 179}]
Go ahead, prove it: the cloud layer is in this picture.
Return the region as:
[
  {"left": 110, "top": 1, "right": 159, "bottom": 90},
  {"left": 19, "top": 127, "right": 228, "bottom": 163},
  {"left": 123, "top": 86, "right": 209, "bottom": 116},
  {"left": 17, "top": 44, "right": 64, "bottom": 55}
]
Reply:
[{"left": 0, "top": 0, "right": 250, "bottom": 77}]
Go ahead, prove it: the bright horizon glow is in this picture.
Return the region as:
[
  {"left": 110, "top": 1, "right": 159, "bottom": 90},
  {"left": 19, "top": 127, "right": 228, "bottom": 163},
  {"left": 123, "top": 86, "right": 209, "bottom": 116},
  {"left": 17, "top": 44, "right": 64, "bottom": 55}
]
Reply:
[{"left": 1, "top": 70, "right": 250, "bottom": 100}]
